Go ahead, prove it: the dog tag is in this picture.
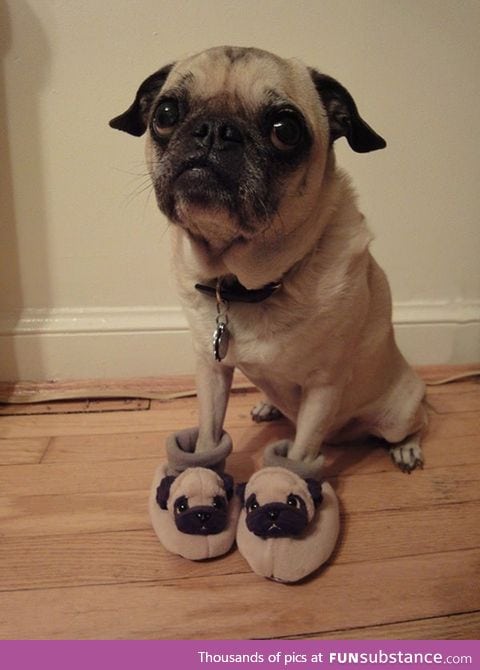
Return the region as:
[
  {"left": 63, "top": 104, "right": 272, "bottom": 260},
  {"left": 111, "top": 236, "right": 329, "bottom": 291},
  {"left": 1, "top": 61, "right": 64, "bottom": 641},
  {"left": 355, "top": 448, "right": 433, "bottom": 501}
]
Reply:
[{"left": 213, "top": 322, "right": 230, "bottom": 362}]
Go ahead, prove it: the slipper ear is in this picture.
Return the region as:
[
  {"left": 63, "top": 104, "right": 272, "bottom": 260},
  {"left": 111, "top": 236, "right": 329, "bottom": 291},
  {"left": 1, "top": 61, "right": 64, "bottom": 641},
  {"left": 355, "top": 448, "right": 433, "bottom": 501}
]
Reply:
[
  {"left": 156, "top": 475, "right": 176, "bottom": 510},
  {"left": 219, "top": 472, "right": 234, "bottom": 501},
  {"left": 236, "top": 482, "right": 247, "bottom": 506},
  {"left": 305, "top": 478, "right": 323, "bottom": 507}
]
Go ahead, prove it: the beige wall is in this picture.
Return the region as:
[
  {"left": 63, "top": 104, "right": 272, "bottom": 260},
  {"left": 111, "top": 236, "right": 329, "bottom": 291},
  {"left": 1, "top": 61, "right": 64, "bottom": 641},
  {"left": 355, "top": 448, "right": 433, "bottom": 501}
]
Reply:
[{"left": 1, "top": 0, "right": 479, "bottom": 380}]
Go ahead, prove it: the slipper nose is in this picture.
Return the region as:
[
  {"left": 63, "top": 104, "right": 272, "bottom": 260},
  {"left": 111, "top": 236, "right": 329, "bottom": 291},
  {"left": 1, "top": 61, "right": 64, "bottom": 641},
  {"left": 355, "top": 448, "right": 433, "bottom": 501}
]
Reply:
[{"left": 196, "top": 511, "right": 211, "bottom": 522}]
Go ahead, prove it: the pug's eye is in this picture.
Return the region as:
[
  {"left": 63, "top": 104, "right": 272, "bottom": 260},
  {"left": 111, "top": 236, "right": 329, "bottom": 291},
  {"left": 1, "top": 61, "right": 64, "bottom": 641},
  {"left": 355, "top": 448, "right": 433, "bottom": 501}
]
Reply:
[
  {"left": 174, "top": 496, "right": 189, "bottom": 514},
  {"left": 270, "top": 110, "right": 303, "bottom": 150},
  {"left": 153, "top": 99, "right": 180, "bottom": 136},
  {"left": 287, "top": 494, "right": 300, "bottom": 508},
  {"left": 213, "top": 496, "right": 226, "bottom": 510},
  {"left": 246, "top": 494, "right": 259, "bottom": 512}
]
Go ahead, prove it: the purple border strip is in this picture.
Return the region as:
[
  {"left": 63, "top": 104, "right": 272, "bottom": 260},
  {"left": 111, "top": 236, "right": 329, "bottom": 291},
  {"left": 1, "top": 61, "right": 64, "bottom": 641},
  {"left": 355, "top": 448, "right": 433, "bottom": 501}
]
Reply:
[{"left": 1, "top": 640, "right": 479, "bottom": 670}]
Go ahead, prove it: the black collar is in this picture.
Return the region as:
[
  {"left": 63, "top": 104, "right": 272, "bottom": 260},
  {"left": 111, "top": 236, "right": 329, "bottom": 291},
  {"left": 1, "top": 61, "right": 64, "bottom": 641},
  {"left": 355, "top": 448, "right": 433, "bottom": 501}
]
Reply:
[{"left": 195, "top": 276, "right": 282, "bottom": 303}]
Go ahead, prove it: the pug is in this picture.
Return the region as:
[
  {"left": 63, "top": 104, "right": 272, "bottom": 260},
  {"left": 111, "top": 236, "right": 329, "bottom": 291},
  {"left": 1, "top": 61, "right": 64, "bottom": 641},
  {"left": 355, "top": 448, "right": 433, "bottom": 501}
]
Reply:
[{"left": 110, "top": 46, "right": 426, "bottom": 474}]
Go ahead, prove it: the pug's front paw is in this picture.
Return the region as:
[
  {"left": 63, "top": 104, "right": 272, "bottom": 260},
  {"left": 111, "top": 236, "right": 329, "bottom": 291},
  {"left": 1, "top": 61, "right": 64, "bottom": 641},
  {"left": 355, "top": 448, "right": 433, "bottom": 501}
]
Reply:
[{"left": 251, "top": 401, "right": 283, "bottom": 423}]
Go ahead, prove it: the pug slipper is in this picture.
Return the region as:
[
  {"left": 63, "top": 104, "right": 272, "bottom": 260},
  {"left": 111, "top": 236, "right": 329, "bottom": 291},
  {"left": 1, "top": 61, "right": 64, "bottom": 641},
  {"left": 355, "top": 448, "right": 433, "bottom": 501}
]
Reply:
[
  {"left": 236, "top": 467, "right": 339, "bottom": 582},
  {"left": 148, "top": 428, "right": 240, "bottom": 560}
]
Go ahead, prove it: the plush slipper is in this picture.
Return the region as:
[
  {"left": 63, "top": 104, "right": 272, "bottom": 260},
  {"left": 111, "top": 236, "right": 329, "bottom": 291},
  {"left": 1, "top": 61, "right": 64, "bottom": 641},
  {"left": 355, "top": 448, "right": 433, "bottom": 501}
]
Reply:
[
  {"left": 148, "top": 427, "right": 240, "bottom": 560},
  {"left": 236, "top": 462, "right": 339, "bottom": 583}
]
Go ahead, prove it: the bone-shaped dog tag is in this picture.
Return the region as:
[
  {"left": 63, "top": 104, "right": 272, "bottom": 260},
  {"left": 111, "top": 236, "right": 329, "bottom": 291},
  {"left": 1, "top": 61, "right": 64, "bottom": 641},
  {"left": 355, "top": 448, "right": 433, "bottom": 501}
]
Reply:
[{"left": 213, "top": 322, "right": 230, "bottom": 362}]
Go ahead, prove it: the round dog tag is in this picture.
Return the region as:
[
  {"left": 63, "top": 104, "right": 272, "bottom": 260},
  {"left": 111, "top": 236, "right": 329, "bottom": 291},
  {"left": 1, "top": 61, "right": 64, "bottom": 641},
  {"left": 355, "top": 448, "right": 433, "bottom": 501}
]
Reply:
[{"left": 213, "top": 323, "right": 230, "bottom": 362}]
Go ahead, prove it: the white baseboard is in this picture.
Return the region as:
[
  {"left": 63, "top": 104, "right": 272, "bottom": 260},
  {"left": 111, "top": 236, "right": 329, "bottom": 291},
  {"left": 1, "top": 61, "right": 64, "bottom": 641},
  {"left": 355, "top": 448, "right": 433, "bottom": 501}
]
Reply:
[
  {"left": 1, "top": 301, "right": 479, "bottom": 380},
  {"left": 0, "top": 307, "right": 194, "bottom": 381}
]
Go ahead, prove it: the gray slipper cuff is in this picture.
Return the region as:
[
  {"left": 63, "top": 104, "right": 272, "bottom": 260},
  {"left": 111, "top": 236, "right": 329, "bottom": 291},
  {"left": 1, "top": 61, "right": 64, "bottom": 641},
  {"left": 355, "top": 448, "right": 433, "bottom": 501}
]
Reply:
[
  {"left": 165, "top": 427, "right": 233, "bottom": 476},
  {"left": 263, "top": 439, "right": 325, "bottom": 480}
]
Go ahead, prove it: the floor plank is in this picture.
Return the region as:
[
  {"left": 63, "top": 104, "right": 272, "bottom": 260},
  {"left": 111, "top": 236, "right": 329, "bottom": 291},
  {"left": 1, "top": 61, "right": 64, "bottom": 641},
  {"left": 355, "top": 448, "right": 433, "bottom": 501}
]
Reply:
[
  {"left": 43, "top": 431, "right": 168, "bottom": 464},
  {"left": 2, "top": 392, "right": 479, "bottom": 440},
  {"left": 0, "top": 549, "right": 478, "bottom": 639},
  {"left": 0, "top": 375, "right": 199, "bottom": 404},
  {"left": 41, "top": 423, "right": 292, "bottom": 466},
  {"left": 288, "top": 611, "right": 480, "bottom": 640},
  {"left": 427, "top": 391, "right": 480, "bottom": 415},
  {"left": 418, "top": 364, "right": 480, "bottom": 383},
  {"left": 323, "top": 435, "right": 480, "bottom": 476},
  {"left": 426, "top": 380, "right": 480, "bottom": 396},
  {"left": 0, "top": 438, "right": 48, "bottom": 465},
  {"left": 1, "top": 463, "right": 478, "bottom": 542},
  {"left": 0, "top": 491, "right": 147, "bottom": 538},
  {"left": 1, "top": 458, "right": 478, "bottom": 515},
  {"left": 423, "top": 411, "right": 480, "bottom": 440},
  {"left": 0, "top": 453, "right": 252, "bottom": 498},
  {"left": 0, "top": 403, "right": 199, "bottom": 439},
  {"left": 41, "top": 430, "right": 480, "bottom": 482},
  {"left": 0, "top": 395, "right": 260, "bottom": 439},
  {"left": 0, "top": 530, "right": 245, "bottom": 591},
  {"left": 1, "top": 500, "right": 478, "bottom": 592},
  {"left": 0, "top": 398, "right": 150, "bottom": 416}
]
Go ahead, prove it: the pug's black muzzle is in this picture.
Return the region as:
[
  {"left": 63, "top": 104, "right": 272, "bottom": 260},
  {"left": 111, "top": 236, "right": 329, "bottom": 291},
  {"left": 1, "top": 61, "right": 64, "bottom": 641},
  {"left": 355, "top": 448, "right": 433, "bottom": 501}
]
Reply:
[
  {"left": 174, "top": 505, "right": 228, "bottom": 536},
  {"left": 174, "top": 155, "right": 237, "bottom": 192},
  {"left": 246, "top": 503, "right": 309, "bottom": 539}
]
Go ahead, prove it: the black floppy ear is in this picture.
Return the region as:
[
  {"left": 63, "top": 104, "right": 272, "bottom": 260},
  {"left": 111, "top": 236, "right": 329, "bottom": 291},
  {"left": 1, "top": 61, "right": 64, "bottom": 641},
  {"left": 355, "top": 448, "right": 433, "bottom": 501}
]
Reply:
[
  {"left": 236, "top": 482, "right": 247, "bottom": 506},
  {"left": 219, "top": 473, "right": 234, "bottom": 501},
  {"left": 109, "top": 63, "right": 175, "bottom": 137},
  {"left": 305, "top": 478, "right": 323, "bottom": 508},
  {"left": 309, "top": 70, "right": 386, "bottom": 153},
  {"left": 156, "top": 475, "right": 176, "bottom": 510}
]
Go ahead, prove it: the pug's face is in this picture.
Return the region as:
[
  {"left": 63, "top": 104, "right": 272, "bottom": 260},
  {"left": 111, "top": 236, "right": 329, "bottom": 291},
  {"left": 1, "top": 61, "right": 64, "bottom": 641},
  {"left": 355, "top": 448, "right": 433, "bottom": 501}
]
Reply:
[{"left": 110, "top": 46, "right": 385, "bottom": 252}]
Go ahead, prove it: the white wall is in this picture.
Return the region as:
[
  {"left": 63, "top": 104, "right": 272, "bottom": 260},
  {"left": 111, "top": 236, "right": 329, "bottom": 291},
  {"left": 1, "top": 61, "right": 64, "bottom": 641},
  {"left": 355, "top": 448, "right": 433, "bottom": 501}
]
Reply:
[{"left": 1, "top": 0, "right": 479, "bottom": 381}]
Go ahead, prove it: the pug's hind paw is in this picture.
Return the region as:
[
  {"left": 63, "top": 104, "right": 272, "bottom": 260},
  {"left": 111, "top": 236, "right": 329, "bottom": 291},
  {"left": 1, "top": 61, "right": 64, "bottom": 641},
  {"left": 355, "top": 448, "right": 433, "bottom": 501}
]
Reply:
[
  {"left": 251, "top": 401, "right": 284, "bottom": 423},
  {"left": 389, "top": 440, "right": 424, "bottom": 474}
]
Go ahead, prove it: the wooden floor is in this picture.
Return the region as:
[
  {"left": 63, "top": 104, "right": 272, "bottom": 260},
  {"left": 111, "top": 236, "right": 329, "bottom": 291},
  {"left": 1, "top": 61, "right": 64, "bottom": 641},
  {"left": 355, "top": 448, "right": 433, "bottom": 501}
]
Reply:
[{"left": 0, "top": 367, "right": 479, "bottom": 640}]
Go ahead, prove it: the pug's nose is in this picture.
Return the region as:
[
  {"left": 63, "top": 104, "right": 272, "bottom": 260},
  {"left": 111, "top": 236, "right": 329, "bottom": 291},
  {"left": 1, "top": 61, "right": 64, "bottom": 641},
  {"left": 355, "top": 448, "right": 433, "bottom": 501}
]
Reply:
[
  {"left": 192, "top": 120, "right": 244, "bottom": 150},
  {"left": 196, "top": 511, "right": 211, "bottom": 522},
  {"left": 268, "top": 510, "right": 279, "bottom": 521}
]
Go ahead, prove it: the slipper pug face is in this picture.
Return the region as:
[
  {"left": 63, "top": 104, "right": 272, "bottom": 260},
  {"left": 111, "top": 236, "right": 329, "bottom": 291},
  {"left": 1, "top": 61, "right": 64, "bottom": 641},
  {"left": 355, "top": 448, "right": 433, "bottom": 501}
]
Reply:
[
  {"left": 237, "top": 467, "right": 323, "bottom": 539},
  {"left": 110, "top": 46, "right": 385, "bottom": 252},
  {"left": 156, "top": 467, "right": 233, "bottom": 536}
]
